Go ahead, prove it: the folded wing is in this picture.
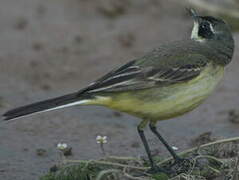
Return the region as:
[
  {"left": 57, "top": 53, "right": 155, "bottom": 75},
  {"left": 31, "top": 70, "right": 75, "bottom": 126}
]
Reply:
[{"left": 85, "top": 54, "right": 208, "bottom": 93}]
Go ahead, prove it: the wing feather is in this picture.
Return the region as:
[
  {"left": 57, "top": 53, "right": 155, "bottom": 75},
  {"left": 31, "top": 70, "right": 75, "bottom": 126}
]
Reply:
[{"left": 85, "top": 54, "right": 208, "bottom": 93}]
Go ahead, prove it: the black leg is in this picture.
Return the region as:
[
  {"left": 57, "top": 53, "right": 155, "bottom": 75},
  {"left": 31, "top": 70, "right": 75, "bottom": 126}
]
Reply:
[
  {"left": 149, "top": 123, "right": 181, "bottom": 161},
  {"left": 137, "top": 126, "right": 155, "bottom": 169},
  {"left": 137, "top": 120, "right": 172, "bottom": 174},
  {"left": 137, "top": 125, "right": 168, "bottom": 173}
]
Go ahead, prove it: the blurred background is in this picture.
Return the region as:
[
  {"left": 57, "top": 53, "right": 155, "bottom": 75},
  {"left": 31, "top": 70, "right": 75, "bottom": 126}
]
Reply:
[{"left": 0, "top": 0, "right": 238, "bottom": 179}]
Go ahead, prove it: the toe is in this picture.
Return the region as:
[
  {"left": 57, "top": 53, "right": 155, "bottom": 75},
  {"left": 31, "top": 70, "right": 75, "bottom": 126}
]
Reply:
[{"left": 171, "top": 158, "right": 194, "bottom": 174}]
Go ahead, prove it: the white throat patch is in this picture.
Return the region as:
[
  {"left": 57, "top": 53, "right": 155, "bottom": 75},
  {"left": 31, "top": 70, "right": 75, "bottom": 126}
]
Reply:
[
  {"left": 191, "top": 22, "right": 205, "bottom": 42},
  {"left": 209, "top": 23, "right": 215, "bottom": 33},
  {"left": 191, "top": 22, "right": 199, "bottom": 39}
]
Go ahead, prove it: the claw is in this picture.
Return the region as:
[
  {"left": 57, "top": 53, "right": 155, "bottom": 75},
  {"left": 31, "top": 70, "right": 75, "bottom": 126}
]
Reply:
[{"left": 170, "top": 158, "right": 194, "bottom": 174}]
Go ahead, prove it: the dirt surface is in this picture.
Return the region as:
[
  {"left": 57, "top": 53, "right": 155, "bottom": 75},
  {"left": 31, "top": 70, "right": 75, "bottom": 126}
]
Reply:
[{"left": 0, "top": 0, "right": 238, "bottom": 179}]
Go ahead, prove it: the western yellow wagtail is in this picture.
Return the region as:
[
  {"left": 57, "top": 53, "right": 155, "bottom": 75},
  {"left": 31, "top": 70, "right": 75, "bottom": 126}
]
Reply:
[{"left": 3, "top": 9, "right": 234, "bottom": 173}]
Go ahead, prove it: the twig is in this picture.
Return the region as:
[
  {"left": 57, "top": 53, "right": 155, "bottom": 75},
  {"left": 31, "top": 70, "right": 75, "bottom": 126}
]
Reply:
[
  {"left": 232, "top": 155, "right": 239, "bottom": 180},
  {"left": 96, "top": 169, "right": 121, "bottom": 180},
  {"left": 123, "top": 172, "right": 148, "bottom": 180},
  {"left": 106, "top": 156, "right": 143, "bottom": 166},
  {"left": 65, "top": 159, "right": 148, "bottom": 171},
  {"left": 158, "top": 137, "right": 239, "bottom": 165},
  {"left": 123, "top": 167, "right": 148, "bottom": 180},
  {"left": 208, "top": 166, "right": 221, "bottom": 174},
  {"left": 195, "top": 155, "right": 224, "bottom": 165},
  {"left": 106, "top": 156, "right": 141, "bottom": 162}
]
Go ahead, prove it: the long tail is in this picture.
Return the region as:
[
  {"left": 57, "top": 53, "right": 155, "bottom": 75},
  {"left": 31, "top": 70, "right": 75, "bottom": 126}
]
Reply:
[{"left": 3, "top": 92, "right": 91, "bottom": 121}]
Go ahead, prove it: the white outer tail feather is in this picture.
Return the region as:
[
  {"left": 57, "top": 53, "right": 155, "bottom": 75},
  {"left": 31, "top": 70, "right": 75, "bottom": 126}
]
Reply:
[
  {"left": 42, "top": 100, "right": 91, "bottom": 113},
  {"left": 4, "top": 99, "right": 91, "bottom": 122}
]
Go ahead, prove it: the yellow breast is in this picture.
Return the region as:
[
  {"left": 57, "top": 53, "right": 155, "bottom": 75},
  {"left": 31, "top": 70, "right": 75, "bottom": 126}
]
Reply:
[{"left": 89, "top": 63, "right": 224, "bottom": 121}]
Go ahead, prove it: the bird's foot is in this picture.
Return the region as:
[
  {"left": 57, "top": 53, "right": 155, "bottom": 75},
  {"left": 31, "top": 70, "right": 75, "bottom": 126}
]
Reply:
[{"left": 170, "top": 157, "right": 194, "bottom": 174}]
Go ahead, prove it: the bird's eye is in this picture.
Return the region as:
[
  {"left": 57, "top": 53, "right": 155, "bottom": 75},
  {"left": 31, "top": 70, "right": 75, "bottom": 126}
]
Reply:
[
  {"left": 198, "top": 21, "right": 214, "bottom": 39},
  {"left": 201, "top": 22, "right": 210, "bottom": 29}
]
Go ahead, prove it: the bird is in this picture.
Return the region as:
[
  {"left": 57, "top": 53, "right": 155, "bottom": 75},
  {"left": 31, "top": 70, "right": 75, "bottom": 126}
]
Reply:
[{"left": 3, "top": 9, "right": 234, "bottom": 173}]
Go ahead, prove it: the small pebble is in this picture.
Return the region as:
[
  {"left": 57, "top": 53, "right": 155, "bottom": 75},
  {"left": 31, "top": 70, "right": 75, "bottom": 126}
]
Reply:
[
  {"left": 49, "top": 165, "right": 58, "bottom": 172},
  {"left": 97, "top": 0, "right": 129, "bottom": 18},
  {"left": 14, "top": 18, "right": 28, "bottom": 30},
  {"left": 228, "top": 109, "right": 239, "bottom": 123},
  {"left": 32, "top": 42, "right": 44, "bottom": 51},
  {"left": 36, "top": 148, "right": 47, "bottom": 156},
  {"left": 191, "top": 131, "right": 215, "bottom": 146},
  {"left": 118, "top": 33, "right": 135, "bottom": 48},
  {"left": 74, "top": 35, "right": 83, "bottom": 43},
  {"left": 113, "top": 111, "right": 122, "bottom": 117}
]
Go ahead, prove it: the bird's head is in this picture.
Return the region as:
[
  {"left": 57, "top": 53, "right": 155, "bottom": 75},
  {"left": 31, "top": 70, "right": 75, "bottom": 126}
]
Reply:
[{"left": 189, "top": 9, "right": 233, "bottom": 44}]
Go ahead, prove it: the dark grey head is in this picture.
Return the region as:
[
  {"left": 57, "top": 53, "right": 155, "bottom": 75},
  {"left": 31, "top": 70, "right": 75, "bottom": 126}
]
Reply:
[
  {"left": 189, "top": 9, "right": 234, "bottom": 65},
  {"left": 189, "top": 9, "right": 234, "bottom": 44}
]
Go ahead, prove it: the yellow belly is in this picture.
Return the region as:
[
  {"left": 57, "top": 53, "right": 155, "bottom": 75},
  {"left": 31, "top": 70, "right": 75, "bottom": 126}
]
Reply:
[{"left": 89, "top": 63, "right": 224, "bottom": 121}]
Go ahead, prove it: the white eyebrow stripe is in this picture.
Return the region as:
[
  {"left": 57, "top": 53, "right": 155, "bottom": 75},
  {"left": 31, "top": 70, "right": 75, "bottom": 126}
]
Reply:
[{"left": 209, "top": 23, "right": 216, "bottom": 33}]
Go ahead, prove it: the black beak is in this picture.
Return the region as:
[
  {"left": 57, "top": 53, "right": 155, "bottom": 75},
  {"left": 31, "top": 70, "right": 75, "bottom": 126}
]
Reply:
[{"left": 187, "top": 8, "right": 199, "bottom": 21}]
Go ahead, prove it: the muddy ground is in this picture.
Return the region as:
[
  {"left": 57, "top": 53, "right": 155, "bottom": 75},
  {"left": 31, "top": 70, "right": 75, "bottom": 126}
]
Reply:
[{"left": 0, "top": 0, "right": 238, "bottom": 180}]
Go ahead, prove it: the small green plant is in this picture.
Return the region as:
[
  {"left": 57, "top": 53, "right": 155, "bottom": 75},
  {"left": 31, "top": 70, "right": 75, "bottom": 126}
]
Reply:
[{"left": 96, "top": 135, "right": 108, "bottom": 156}]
